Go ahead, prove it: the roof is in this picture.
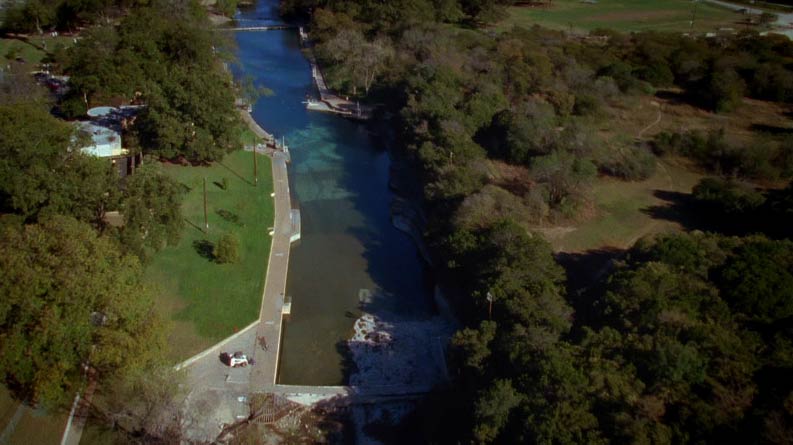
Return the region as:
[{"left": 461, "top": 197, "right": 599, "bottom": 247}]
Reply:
[{"left": 74, "top": 121, "right": 127, "bottom": 158}]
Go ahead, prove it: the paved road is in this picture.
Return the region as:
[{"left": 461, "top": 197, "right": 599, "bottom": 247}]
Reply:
[{"left": 702, "top": 0, "right": 793, "bottom": 37}]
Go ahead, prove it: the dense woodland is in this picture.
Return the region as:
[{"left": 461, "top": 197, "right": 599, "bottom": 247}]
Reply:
[
  {"left": 289, "top": 1, "right": 793, "bottom": 443},
  {"left": 0, "top": 0, "right": 243, "bottom": 439}
]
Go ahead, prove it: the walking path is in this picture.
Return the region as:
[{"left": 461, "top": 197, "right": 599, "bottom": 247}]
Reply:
[
  {"left": 248, "top": 148, "right": 293, "bottom": 390},
  {"left": 301, "top": 36, "right": 372, "bottom": 120}
]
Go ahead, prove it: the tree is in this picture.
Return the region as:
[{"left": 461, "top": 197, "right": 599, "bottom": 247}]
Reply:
[
  {"left": 0, "top": 216, "right": 165, "bottom": 408},
  {"left": 214, "top": 233, "right": 240, "bottom": 263},
  {"left": 473, "top": 379, "right": 522, "bottom": 443},
  {"left": 451, "top": 320, "right": 496, "bottom": 372},
  {"left": 717, "top": 238, "right": 793, "bottom": 324},
  {"left": 0, "top": 103, "right": 118, "bottom": 224},
  {"left": 706, "top": 68, "right": 746, "bottom": 113},
  {"left": 692, "top": 177, "right": 765, "bottom": 214},
  {"left": 119, "top": 163, "right": 185, "bottom": 261},
  {"left": 320, "top": 29, "right": 394, "bottom": 95},
  {"left": 63, "top": 2, "right": 241, "bottom": 162}
]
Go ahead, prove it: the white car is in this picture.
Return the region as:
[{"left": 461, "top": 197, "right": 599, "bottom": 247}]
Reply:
[{"left": 221, "top": 351, "right": 249, "bottom": 367}]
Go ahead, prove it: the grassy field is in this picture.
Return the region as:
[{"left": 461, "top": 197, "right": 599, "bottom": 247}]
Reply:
[
  {"left": 145, "top": 149, "right": 274, "bottom": 359},
  {"left": 498, "top": 0, "right": 746, "bottom": 33},
  {"left": 541, "top": 159, "right": 704, "bottom": 252},
  {"left": 0, "top": 35, "right": 75, "bottom": 65}
]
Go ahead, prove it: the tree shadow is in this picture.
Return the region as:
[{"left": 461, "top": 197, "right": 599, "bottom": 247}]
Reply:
[
  {"left": 655, "top": 89, "right": 689, "bottom": 106},
  {"left": 336, "top": 339, "right": 359, "bottom": 385},
  {"left": 750, "top": 123, "right": 793, "bottom": 135},
  {"left": 642, "top": 189, "right": 761, "bottom": 236},
  {"left": 192, "top": 239, "right": 215, "bottom": 261},
  {"left": 557, "top": 247, "right": 625, "bottom": 330},
  {"left": 217, "top": 209, "right": 242, "bottom": 226},
  {"left": 556, "top": 247, "right": 624, "bottom": 294},
  {"left": 184, "top": 217, "right": 206, "bottom": 234},
  {"left": 218, "top": 161, "right": 253, "bottom": 186}
]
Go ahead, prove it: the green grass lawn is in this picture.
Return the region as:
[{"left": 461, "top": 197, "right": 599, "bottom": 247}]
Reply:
[
  {"left": 546, "top": 159, "right": 703, "bottom": 253},
  {"left": 145, "top": 149, "right": 274, "bottom": 359},
  {"left": 498, "top": 0, "right": 745, "bottom": 33},
  {"left": 1, "top": 35, "right": 75, "bottom": 65}
]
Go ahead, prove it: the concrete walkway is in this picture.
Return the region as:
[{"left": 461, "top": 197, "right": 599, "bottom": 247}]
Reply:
[{"left": 249, "top": 149, "right": 293, "bottom": 391}]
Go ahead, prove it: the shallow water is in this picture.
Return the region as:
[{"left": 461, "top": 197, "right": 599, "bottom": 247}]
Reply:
[{"left": 234, "top": 1, "right": 433, "bottom": 385}]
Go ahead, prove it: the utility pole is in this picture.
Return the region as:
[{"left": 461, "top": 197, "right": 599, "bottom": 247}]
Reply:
[
  {"left": 690, "top": 1, "right": 699, "bottom": 32},
  {"left": 487, "top": 292, "right": 494, "bottom": 320},
  {"left": 203, "top": 177, "right": 209, "bottom": 232},
  {"left": 253, "top": 143, "right": 258, "bottom": 186}
]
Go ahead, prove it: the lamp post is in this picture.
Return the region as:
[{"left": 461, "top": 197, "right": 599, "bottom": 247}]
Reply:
[{"left": 487, "top": 292, "right": 494, "bottom": 320}]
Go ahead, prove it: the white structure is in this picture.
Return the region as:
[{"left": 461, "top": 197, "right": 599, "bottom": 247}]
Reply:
[{"left": 74, "top": 121, "right": 126, "bottom": 158}]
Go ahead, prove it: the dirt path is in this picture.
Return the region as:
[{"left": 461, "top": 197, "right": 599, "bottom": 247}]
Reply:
[{"left": 637, "top": 102, "right": 662, "bottom": 139}]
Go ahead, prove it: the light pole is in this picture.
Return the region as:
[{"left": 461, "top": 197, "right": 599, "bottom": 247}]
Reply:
[{"left": 487, "top": 292, "right": 494, "bottom": 320}]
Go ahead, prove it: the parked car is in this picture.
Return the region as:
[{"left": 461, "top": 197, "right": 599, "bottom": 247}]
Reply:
[{"left": 220, "top": 351, "right": 249, "bottom": 367}]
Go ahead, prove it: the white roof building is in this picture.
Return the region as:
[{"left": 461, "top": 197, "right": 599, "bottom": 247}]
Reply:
[{"left": 74, "top": 121, "right": 127, "bottom": 158}]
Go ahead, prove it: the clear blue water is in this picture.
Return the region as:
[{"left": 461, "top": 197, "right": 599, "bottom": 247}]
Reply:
[{"left": 234, "top": 1, "right": 433, "bottom": 385}]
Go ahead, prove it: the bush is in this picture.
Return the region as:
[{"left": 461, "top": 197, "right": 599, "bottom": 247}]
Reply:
[
  {"left": 214, "top": 233, "right": 240, "bottom": 264},
  {"left": 595, "top": 144, "right": 656, "bottom": 180},
  {"left": 692, "top": 177, "right": 765, "bottom": 214},
  {"left": 573, "top": 93, "right": 601, "bottom": 116}
]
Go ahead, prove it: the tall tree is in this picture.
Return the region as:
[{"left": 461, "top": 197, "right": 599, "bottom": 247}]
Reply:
[{"left": 119, "top": 163, "right": 184, "bottom": 261}]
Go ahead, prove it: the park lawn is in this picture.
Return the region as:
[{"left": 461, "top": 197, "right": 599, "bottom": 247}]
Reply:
[
  {"left": 543, "top": 159, "right": 703, "bottom": 253},
  {"left": 145, "top": 149, "right": 274, "bottom": 359},
  {"left": 497, "top": 0, "right": 743, "bottom": 33}
]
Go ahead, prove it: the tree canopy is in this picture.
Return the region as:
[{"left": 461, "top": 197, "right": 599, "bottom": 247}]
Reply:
[
  {"left": 0, "top": 103, "right": 118, "bottom": 224},
  {"left": 0, "top": 216, "right": 165, "bottom": 408},
  {"left": 61, "top": 0, "right": 242, "bottom": 162}
]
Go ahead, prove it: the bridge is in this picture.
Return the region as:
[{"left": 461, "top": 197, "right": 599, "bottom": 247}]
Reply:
[{"left": 217, "top": 24, "right": 297, "bottom": 32}]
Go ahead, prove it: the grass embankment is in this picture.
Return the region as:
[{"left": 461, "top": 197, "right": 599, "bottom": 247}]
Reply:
[
  {"left": 498, "top": 0, "right": 744, "bottom": 33},
  {"left": 146, "top": 149, "right": 274, "bottom": 359},
  {"left": 0, "top": 35, "right": 74, "bottom": 65}
]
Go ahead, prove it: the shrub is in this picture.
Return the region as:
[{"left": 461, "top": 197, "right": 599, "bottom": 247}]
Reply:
[
  {"left": 692, "top": 177, "right": 765, "bottom": 214},
  {"left": 595, "top": 144, "right": 657, "bottom": 180},
  {"left": 214, "top": 233, "right": 240, "bottom": 264},
  {"left": 573, "top": 93, "right": 601, "bottom": 116}
]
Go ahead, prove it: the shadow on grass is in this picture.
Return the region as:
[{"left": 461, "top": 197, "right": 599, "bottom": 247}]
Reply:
[
  {"left": 184, "top": 218, "right": 206, "bottom": 234},
  {"left": 557, "top": 247, "right": 625, "bottom": 330},
  {"left": 217, "top": 209, "right": 242, "bottom": 226},
  {"left": 641, "top": 189, "right": 745, "bottom": 234},
  {"left": 193, "top": 239, "right": 215, "bottom": 261},
  {"left": 218, "top": 161, "right": 253, "bottom": 186},
  {"left": 643, "top": 189, "right": 793, "bottom": 239},
  {"left": 750, "top": 123, "right": 793, "bottom": 135}
]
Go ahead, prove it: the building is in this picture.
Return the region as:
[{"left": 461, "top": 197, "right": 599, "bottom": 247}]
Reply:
[{"left": 73, "top": 106, "right": 143, "bottom": 178}]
